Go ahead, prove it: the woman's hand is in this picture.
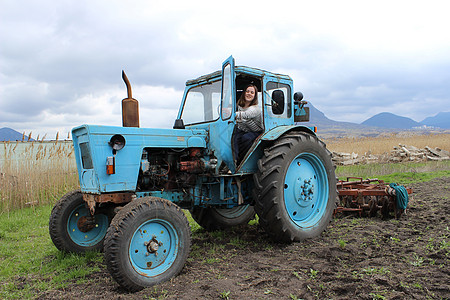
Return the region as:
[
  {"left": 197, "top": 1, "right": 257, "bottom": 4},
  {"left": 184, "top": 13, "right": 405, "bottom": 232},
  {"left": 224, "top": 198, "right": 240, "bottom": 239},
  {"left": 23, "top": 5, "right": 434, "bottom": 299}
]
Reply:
[{"left": 222, "top": 107, "right": 231, "bottom": 119}]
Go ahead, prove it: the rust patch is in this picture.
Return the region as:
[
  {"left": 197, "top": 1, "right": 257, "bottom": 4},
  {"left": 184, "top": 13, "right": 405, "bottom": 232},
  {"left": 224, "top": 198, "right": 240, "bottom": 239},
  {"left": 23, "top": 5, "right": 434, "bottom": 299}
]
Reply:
[
  {"left": 83, "top": 192, "right": 133, "bottom": 215},
  {"left": 77, "top": 216, "right": 96, "bottom": 233}
]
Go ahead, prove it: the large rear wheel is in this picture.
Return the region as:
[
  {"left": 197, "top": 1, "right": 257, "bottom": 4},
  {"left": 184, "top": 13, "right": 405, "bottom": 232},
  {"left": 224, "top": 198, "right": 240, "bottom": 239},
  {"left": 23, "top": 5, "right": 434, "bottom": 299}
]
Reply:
[
  {"left": 191, "top": 205, "right": 255, "bottom": 231},
  {"left": 254, "top": 132, "right": 337, "bottom": 242},
  {"left": 104, "top": 197, "right": 191, "bottom": 291}
]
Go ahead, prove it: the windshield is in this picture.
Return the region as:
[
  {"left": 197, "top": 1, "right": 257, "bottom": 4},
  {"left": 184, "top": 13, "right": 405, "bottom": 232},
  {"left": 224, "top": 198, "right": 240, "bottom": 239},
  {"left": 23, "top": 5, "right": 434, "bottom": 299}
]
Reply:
[{"left": 181, "top": 80, "right": 221, "bottom": 125}]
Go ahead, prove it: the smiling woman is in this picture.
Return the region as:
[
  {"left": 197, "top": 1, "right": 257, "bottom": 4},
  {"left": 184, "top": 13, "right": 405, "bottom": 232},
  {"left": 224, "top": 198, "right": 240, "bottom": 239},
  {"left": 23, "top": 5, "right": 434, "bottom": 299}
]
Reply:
[{"left": 233, "top": 84, "right": 263, "bottom": 164}]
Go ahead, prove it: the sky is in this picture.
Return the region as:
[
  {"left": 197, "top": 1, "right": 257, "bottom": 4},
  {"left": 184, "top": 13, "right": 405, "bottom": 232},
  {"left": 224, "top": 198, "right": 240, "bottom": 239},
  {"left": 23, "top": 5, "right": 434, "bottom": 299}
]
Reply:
[{"left": 1, "top": 0, "right": 449, "bottom": 139}]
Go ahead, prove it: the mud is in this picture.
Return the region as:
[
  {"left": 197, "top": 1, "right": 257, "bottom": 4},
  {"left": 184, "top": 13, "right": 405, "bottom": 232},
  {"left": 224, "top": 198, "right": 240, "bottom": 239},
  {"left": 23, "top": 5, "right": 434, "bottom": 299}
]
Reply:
[{"left": 38, "top": 177, "right": 449, "bottom": 299}]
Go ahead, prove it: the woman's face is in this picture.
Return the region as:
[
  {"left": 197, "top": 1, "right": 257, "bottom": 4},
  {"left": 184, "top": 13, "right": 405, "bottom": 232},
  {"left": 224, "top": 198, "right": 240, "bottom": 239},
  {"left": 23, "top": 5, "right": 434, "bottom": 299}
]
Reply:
[{"left": 244, "top": 86, "right": 256, "bottom": 103}]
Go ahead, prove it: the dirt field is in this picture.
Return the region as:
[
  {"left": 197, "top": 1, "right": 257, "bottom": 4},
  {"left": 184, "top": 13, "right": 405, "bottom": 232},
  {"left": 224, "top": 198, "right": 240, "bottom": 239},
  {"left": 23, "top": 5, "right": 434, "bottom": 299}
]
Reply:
[{"left": 38, "top": 177, "right": 449, "bottom": 300}]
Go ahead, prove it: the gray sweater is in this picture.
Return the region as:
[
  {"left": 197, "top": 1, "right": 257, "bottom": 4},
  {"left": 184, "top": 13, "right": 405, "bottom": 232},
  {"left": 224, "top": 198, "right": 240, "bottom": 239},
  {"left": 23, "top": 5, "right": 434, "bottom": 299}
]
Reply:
[{"left": 236, "top": 105, "right": 263, "bottom": 132}]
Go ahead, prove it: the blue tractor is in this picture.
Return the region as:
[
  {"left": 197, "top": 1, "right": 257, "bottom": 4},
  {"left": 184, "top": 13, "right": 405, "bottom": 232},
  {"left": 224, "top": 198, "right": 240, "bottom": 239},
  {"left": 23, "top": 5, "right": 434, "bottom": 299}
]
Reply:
[{"left": 49, "top": 56, "right": 337, "bottom": 291}]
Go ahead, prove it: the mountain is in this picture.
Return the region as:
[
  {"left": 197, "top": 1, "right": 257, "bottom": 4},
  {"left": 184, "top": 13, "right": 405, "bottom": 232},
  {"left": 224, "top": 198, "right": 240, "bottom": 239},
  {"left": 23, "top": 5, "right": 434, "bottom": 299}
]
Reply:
[
  {"left": 421, "top": 112, "right": 450, "bottom": 129},
  {"left": 304, "top": 103, "right": 361, "bottom": 127},
  {"left": 298, "top": 103, "right": 387, "bottom": 138},
  {"left": 0, "top": 127, "right": 34, "bottom": 141},
  {"left": 361, "top": 112, "right": 422, "bottom": 129}
]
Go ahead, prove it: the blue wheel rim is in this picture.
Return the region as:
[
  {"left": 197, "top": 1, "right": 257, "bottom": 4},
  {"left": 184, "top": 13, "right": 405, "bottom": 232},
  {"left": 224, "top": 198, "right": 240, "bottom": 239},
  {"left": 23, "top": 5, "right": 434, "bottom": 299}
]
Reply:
[
  {"left": 129, "top": 219, "right": 179, "bottom": 277},
  {"left": 284, "top": 152, "right": 329, "bottom": 228},
  {"left": 67, "top": 204, "right": 109, "bottom": 246}
]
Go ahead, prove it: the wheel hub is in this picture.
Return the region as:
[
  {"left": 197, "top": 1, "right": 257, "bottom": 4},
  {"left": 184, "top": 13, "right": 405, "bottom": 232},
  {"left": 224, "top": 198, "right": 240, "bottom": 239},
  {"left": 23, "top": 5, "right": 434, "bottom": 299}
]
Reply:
[
  {"left": 294, "top": 177, "right": 316, "bottom": 206},
  {"left": 77, "top": 215, "right": 97, "bottom": 233},
  {"left": 284, "top": 153, "right": 328, "bottom": 224},
  {"left": 129, "top": 219, "right": 178, "bottom": 274},
  {"left": 67, "top": 203, "right": 109, "bottom": 247},
  {"left": 299, "top": 178, "right": 315, "bottom": 202},
  {"left": 144, "top": 236, "right": 163, "bottom": 256}
]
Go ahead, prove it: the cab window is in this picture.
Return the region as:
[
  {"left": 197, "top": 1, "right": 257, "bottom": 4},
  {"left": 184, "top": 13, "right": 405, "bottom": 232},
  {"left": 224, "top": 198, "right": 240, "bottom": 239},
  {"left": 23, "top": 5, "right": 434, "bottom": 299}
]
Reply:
[
  {"left": 221, "top": 63, "right": 233, "bottom": 120},
  {"left": 266, "top": 82, "right": 291, "bottom": 118},
  {"left": 181, "top": 81, "right": 221, "bottom": 125}
]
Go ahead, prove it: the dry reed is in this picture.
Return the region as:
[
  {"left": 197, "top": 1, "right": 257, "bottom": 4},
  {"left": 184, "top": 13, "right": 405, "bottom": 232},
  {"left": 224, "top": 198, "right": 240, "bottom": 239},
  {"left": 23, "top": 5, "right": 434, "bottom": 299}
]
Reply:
[
  {"left": 324, "top": 133, "right": 450, "bottom": 155},
  {"left": 0, "top": 139, "right": 79, "bottom": 212},
  {"left": 1, "top": 132, "right": 449, "bottom": 212}
]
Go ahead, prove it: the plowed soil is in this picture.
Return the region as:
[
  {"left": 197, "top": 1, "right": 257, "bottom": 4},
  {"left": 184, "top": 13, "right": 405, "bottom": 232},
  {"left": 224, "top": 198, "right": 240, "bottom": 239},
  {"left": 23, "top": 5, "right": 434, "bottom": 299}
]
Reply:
[{"left": 38, "top": 177, "right": 449, "bottom": 299}]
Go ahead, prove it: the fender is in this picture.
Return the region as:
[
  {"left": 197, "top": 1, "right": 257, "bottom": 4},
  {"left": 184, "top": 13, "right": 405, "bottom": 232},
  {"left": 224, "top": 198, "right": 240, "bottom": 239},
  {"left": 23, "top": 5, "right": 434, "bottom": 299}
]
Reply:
[{"left": 260, "top": 125, "right": 316, "bottom": 141}]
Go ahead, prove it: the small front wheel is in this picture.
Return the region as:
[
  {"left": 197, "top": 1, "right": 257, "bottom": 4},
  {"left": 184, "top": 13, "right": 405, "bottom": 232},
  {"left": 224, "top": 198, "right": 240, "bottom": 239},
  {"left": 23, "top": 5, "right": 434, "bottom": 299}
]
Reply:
[
  {"left": 49, "top": 190, "right": 109, "bottom": 253},
  {"left": 104, "top": 197, "right": 191, "bottom": 291}
]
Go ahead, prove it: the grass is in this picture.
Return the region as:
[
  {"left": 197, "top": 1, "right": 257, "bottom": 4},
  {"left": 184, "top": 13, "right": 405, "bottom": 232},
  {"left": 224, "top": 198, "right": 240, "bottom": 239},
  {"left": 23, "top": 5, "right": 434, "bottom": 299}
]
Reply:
[
  {"left": 336, "top": 160, "right": 450, "bottom": 183},
  {"left": 0, "top": 205, "right": 103, "bottom": 299}
]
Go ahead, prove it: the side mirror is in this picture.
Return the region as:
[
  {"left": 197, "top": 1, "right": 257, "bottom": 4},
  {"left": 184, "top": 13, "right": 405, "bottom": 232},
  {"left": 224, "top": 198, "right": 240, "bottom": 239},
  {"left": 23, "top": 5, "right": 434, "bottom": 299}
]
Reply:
[
  {"left": 271, "top": 90, "right": 284, "bottom": 115},
  {"left": 173, "top": 118, "right": 185, "bottom": 129},
  {"left": 294, "top": 92, "right": 303, "bottom": 102}
]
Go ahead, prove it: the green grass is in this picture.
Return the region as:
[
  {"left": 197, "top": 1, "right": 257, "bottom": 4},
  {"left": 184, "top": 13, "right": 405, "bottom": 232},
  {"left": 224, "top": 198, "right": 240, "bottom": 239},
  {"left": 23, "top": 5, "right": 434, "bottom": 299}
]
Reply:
[
  {"left": 336, "top": 160, "right": 450, "bottom": 184},
  {"left": 378, "top": 170, "right": 450, "bottom": 184},
  {"left": 0, "top": 205, "right": 103, "bottom": 299}
]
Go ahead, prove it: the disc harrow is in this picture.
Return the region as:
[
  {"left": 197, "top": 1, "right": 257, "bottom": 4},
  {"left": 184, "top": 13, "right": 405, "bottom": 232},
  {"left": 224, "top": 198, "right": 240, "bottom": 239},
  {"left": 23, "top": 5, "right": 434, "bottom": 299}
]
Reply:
[{"left": 335, "top": 177, "right": 413, "bottom": 219}]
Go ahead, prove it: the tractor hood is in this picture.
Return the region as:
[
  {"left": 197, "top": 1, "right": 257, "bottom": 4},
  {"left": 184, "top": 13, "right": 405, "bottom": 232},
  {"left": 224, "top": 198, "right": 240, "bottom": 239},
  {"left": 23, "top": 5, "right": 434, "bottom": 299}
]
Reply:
[{"left": 72, "top": 124, "right": 208, "bottom": 193}]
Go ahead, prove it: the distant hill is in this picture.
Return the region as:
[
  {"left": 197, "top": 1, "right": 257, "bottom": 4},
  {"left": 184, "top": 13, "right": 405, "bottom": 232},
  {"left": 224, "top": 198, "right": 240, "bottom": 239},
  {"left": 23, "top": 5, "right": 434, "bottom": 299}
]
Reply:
[
  {"left": 421, "top": 112, "right": 450, "bottom": 129},
  {"left": 304, "top": 103, "right": 361, "bottom": 127},
  {"left": 361, "top": 112, "right": 422, "bottom": 129},
  {"left": 0, "top": 127, "right": 34, "bottom": 141},
  {"left": 298, "top": 103, "right": 386, "bottom": 138}
]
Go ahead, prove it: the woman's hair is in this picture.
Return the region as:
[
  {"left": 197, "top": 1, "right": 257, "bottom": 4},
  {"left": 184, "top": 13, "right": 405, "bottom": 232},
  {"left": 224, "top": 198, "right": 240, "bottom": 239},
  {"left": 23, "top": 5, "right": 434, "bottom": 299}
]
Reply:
[{"left": 237, "top": 84, "right": 258, "bottom": 107}]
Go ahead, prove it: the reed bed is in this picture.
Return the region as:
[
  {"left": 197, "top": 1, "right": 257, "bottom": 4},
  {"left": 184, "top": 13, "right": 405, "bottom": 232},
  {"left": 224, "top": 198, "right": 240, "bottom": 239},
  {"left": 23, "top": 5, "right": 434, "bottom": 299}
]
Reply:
[
  {"left": 0, "top": 140, "right": 78, "bottom": 212},
  {"left": 1, "top": 132, "right": 449, "bottom": 213},
  {"left": 324, "top": 132, "right": 450, "bottom": 155}
]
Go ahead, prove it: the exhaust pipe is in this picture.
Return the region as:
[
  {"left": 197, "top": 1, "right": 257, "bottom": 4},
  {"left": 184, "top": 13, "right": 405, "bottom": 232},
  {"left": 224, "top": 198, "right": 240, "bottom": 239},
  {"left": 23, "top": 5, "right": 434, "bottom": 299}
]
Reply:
[{"left": 121, "top": 70, "right": 140, "bottom": 127}]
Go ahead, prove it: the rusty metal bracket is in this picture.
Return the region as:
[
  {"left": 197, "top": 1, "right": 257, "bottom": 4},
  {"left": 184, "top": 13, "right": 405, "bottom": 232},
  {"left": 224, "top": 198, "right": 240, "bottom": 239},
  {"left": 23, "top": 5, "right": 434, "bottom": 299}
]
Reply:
[{"left": 82, "top": 192, "right": 133, "bottom": 215}]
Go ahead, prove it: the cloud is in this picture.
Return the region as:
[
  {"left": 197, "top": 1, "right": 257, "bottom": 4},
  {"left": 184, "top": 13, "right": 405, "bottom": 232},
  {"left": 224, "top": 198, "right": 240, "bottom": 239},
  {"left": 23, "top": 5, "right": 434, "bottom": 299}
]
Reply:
[{"left": 1, "top": 0, "right": 450, "bottom": 136}]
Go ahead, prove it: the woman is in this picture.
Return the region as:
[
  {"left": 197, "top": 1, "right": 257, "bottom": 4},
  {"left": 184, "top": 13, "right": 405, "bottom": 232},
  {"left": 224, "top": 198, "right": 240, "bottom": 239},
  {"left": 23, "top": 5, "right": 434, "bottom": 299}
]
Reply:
[{"left": 234, "top": 84, "right": 263, "bottom": 164}]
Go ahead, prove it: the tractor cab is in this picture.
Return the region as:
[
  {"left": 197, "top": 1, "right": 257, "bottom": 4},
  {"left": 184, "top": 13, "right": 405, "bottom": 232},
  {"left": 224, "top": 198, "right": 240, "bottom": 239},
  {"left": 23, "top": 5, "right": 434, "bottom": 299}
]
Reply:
[{"left": 176, "top": 56, "right": 310, "bottom": 174}]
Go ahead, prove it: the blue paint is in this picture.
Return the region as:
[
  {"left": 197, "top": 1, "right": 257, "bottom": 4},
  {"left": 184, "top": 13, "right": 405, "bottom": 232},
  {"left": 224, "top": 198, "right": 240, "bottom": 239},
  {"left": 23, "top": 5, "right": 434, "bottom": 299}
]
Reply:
[
  {"left": 283, "top": 153, "right": 329, "bottom": 228},
  {"left": 128, "top": 219, "right": 179, "bottom": 277},
  {"left": 72, "top": 125, "right": 208, "bottom": 193},
  {"left": 67, "top": 203, "right": 108, "bottom": 246}
]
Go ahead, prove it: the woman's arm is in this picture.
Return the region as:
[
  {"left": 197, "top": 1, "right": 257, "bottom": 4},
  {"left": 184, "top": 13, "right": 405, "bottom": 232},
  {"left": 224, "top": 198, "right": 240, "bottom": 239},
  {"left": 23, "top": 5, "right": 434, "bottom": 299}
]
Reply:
[{"left": 236, "top": 106, "right": 261, "bottom": 120}]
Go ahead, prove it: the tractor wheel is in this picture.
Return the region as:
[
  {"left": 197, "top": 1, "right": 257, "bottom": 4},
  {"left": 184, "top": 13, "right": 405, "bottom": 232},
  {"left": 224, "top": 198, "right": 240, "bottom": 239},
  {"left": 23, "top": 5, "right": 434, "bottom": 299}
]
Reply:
[
  {"left": 254, "top": 132, "right": 337, "bottom": 243},
  {"left": 104, "top": 197, "right": 191, "bottom": 292},
  {"left": 49, "top": 190, "right": 109, "bottom": 253},
  {"left": 190, "top": 205, "right": 255, "bottom": 231}
]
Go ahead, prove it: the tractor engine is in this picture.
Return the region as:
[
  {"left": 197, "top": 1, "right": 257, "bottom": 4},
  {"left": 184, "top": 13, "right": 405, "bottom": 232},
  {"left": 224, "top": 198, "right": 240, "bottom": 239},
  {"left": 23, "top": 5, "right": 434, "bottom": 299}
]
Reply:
[{"left": 137, "top": 147, "right": 217, "bottom": 191}]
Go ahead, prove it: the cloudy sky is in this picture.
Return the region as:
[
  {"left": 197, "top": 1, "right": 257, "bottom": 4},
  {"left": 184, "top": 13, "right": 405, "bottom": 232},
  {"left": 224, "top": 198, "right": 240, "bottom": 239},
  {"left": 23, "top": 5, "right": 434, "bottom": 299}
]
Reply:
[{"left": 1, "top": 0, "right": 449, "bottom": 138}]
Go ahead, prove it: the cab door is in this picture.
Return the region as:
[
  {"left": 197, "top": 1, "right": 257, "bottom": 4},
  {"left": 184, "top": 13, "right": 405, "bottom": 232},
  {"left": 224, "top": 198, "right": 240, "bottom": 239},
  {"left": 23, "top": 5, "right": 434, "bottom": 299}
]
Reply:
[
  {"left": 208, "top": 55, "right": 237, "bottom": 172},
  {"left": 262, "top": 75, "right": 293, "bottom": 131}
]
